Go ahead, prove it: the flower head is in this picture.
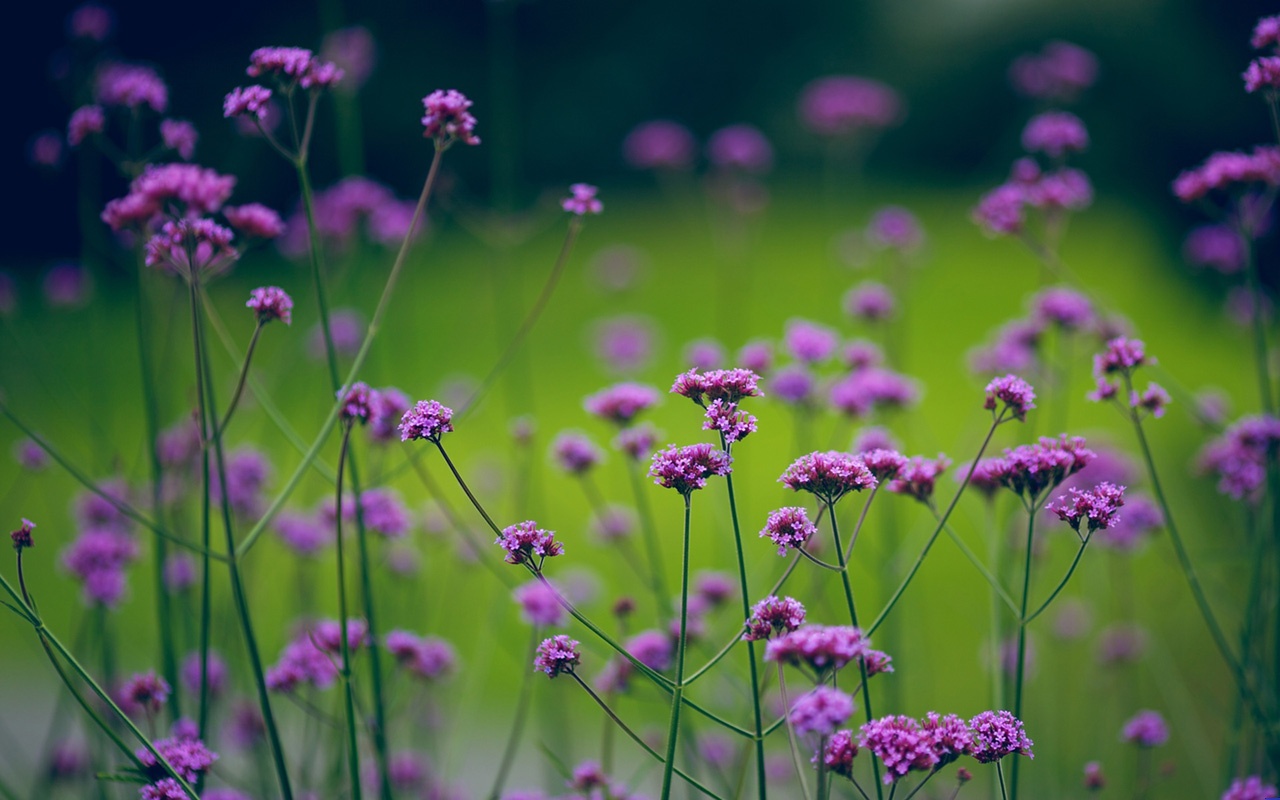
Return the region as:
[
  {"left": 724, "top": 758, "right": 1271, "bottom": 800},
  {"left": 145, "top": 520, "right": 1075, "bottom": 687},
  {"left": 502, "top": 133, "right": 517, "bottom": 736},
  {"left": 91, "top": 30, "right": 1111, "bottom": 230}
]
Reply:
[
  {"left": 859, "top": 715, "right": 938, "bottom": 783},
  {"left": 1197, "top": 415, "right": 1280, "bottom": 501},
  {"left": 1132, "top": 383, "right": 1170, "bottom": 419},
  {"left": 798, "top": 75, "right": 903, "bottom": 136},
  {"left": 844, "top": 281, "right": 896, "bottom": 322},
  {"left": 398, "top": 400, "right": 454, "bottom": 443},
  {"left": 819, "top": 730, "right": 859, "bottom": 778},
  {"left": 339, "top": 382, "right": 378, "bottom": 425},
  {"left": 784, "top": 319, "right": 838, "bottom": 363},
  {"left": 985, "top": 374, "right": 1037, "bottom": 422},
  {"left": 1121, "top": 710, "right": 1168, "bottom": 747},
  {"left": 118, "top": 671, "right": 171, "bottom": 716},
  {"left": 1009, "top": 41, "right": 1098, "bottom": 101},
  {"left": 780, "top": 450, "right": 876, "bottom": 505},
  {"left": 887, "top": 455, "right": 951, "bottom": 502},
  {"left": 1032, "top": 287, "right": 1094, "bottom": 331},
  {"left": 744, "top": 595, "right": 806, "bottom": 641},
  {"left": 707, "top": 124, "right": 774, "bottom": 173},
  {"left": 671, "top": 368, "right": 763, "bottom": 406},
  {"left": 867, "top": 206, "right": 924, "bottom": 252},
  {"left": 585, "top": 383, "right": 660, "bottom": 426},
  {"left": 144, "top": 218, "right": 238, "bottom": 278},
  {"left": 223, "top": 85, "right": 273, "bottom": 120},
  {"left": 385, "top": 631, "right": 456, "bottom": 680},
  {"left": 551, "top": 431, "right": 603, "bottom": 474},
  {"left": 764, "top": 625, "right": 869, "bottom": 677},
  {"left": 514, "top": 579, "right": 566, "bottom": 627},
  {"left": 534, "top": 635, "right": 580, "bottom": 677},
  {"left": 1046, "top": 481, "right": 1125, "bottom": 535},
  {"left": 790, "top": 686, "right": 855, "bottom": 736},
  {"left": 614, "top": 422, "right": 660, "bottom": 461},
  {"left": 984, "top": 435, "right": 1096, "bottom": 502},
  {"left": 702, "top": 399, "right": 757, "bottom": 444},
  {"left": 969, "top": 710, "right": 1034, "bottom": 763},
  {"left": 623, "top": 120, "right": 696, "bottom": 170},
  {"left": 67, "top": 105, "right": 105, "bottom": 147},
  {"left": 246, "top": 286, "right": 292, "bottom": 325},
  {"left": 648, "top": 443, "right": 732, "bottom": 495},
  {"left": 95, "top": 63, "right": 168, "bottom": 112},
  {"left": 224, "top": 203, "right": 285, "bottom": 240},
  {"left": 421, "top": 89, "right": 480, "bottom": 147},
  {"left": 562, "top": 183, "right": 602, "bottom": 215},
  {"left": 11, "top": 518, "right": 34, "bottom": 551},
  {"left": 759, "top": 507, "right": 817, "bottom": 556},
  {"left": 1222, "top": 776, "right": 1279, "bottom": 800},
  {"left": 1021, "top": 111, "right": 1089, "bottom": 158},
  {"left": 247, "top": 46, "right": 343, "bottom": 88},
  {"left": 860, "top": 449, "right": 908, "bottom": 482},
  {"left": 496, "top": 521, "right": 564, "bottom": 567},
  {"left": 1173, "top": 147, "right": 1280, "bottom": 203}
]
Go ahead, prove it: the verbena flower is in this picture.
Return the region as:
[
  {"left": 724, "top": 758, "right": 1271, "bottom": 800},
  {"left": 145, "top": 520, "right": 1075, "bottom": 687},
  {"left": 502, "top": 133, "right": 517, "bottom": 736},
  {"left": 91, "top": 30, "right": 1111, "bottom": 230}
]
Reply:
[
  {"left": 225, "top": 204, "right": 285, "bottom": 240},
  {"left": 339, "top": 382, "right": 378, "bottom": 425},
  {"left": 95, "top": 62, "right": 168, "bottom": 112},
  {"left": 671, "top": 367, "right": 763, "bottom": 406},
  {"left": 818, "top": 730, "right": 859, "bottom": 778},
  {"left": 798, "top": 75, "right": 903, "bottom": 136},
  {"left": 702, "top": 399, "right": 757, "bottom": 444},
  {"left": 886, "top": 455, "right": 951, "bottom": 503},
  {"left": 1173, "top": 147, "right": 1280, "bottom": 202},
  {"left": 648, "top": 443, "right": 732, "bottom": 495},
  {"left": 246, "top": 286, "right": 292, "bottom": 325},
  {"left": 745, "top": 595, "right": 806, "bottom": 641},
  {"left": 764, "top": 625, "right": 870, "bottom": 678},
  {"left": 368, "top": 387, "right": 410, "bottom": 443},
  {"left": 137, "top": 735, "right": 217, "bottom": 783},
  {"left": 1244, "top": 57, "right": 1280, "bottom": 93},
  {"left": 1031, "top": 287, "right": 1094, "bottom": 331},
  {"left": 985, "top": 374, "right": 1037, "bottom": 422},
  {"left": 707, "top": 124, "right": 774, "bottom": 173},
  {"left": 844, "top": 281, "right": 896, "bottom": 322},
  {"left": 1196, "top": 415, "right": 1280, "bottom": 501},
  {"left": 614, "top": 423, "right": 659, "bottom": 461},
  {"left": 860, "top": 449, "right": 908, "bottom": 482},
  {"left": 496, "top": 521, "right": 565, "bottom": 567},
  {"left": 10, "top": 518, "right": 34, "bottom": 551},
  {"left": 533, "top": 635, "right": 581, "bottom": 677},
  {"left": 551, "top": 431, "right": 603, "bottom": 474},
  {"left": 1222, "top": 776, "right": 1279, "bottom": 800},
  {"left": 623, "top": 120, "right": 696, "bottom": 170},
  {"left": 144, "top": 218, "right": 238, "bottom": 277},
  {"left": 1021, "top": 111, "right": 1089, "bottom": 158},
  {"left": 969, "top": 710, "right": 1034, "bottom": 763},
  {"left": 385, "top": 631, "right": 456, "bottom": 680},
  {"left": 1121, "top": 710, "right": 1168, "bottom": 747},
  {"left": 625, "top": 629, "right": 674, "bottom": 672},
  {"left": 118, "top": 671, "right": 171, "bottom": 716},
  {"left": 273, "top": 511, "right": 327, "bottom": 557},
  {"left": 358, "top": 488, "right": 412, "bottom": 538},
  {"left": 247, "top": 46, "right": 343, "bottom": 88},
  {"left": 769, "top": 365, "right": 817, "bottom": 406},
  {"left": 922, "top": 712, "right": 975, "bottom": 766},
  {"left": 867, "top": 206, "right": 924, "bottom": 252},
  {"left": 160, "top": 119, "right": 198, "bottom": 160},
  {"left": 983, "top": 435, "right": 1096, "bottom": 502},
  {"left": 737, "top": 340, "right": 774, "bottom": 375},
  {"left": 562, "top": 183, "right": 602, "bottom": 215},
  {"left": 790, "top": 686, "right": 855, "bottom": 736},
  {"left": 828, "top": 368, "right": 919, "bottom": 417},
  {"left": 780, "top": 450, "right": 876, "bottom": 505},
  {"left": 399, "top": 399, "right": 454, "bottom": 443},
  {"left": 585, "top": 383, "right": 660, "bottom": 426},
  {"left": 1183, "top": 224, "right": 1245, "bottom": 274},
  {"left": 514, "top": 579, "right": 566, "bottom": 627},
  {"left": 1132, "top": 383, "right": 1170, "bottom": 418},
  {"left": 1046, "top": 481, "right": 1126, "bottom": 535},
  {"left": 180, "top": 651, "right": 227, "bottom": 697},
  {"left": 67, "top": 105, "right": 105, "bottom": 146},
  {"left": 421, "top": 89, "right": 480, "bottom": 147},
  {"left": 784, "top": 319, "right": 838, "bottom": 363},
  {"left": 759, "top": 506, "right": 817, "bottom": 556},
  {"left": 69, "top": 3, "right": 115, "bottom": 41},
  {"left": 1009, "top": 41, "right": 1098, "bottom": 101},
  {"left": 859, "top": 715, "right": 938, "bottom": 783}
]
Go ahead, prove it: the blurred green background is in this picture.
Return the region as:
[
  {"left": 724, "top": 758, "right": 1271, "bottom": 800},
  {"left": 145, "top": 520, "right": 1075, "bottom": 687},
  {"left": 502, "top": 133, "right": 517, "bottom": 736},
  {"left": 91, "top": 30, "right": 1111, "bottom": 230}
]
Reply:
[{"left": 1, "top": 1, "right": 1276, "bottom": 798}]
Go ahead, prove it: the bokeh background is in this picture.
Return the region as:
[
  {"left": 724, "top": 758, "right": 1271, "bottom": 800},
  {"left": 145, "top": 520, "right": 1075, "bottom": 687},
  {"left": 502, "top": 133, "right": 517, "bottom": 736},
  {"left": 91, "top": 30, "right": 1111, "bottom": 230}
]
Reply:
[{"left": 1, "top": 0, "right": 1278, "bottom": 798}]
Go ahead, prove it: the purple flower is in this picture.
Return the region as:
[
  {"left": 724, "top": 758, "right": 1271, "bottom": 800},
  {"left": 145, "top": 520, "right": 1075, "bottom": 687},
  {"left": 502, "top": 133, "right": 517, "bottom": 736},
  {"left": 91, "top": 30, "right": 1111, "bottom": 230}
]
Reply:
[
  {"left": 1174, "top": 147, "right": 1280, "bottom": 203},
  {"left": 819, "top": 730, "right": 859, "bottom": 777},
  {"left": 1121, "top": 710, "right": 1168, "bottom": 747},
  {"left": 672, "top": 367, "right": 763, "bottom": 406},
  {"left": 973, "top": 183, "right": 1027, "bottom": 236},
  {"left": 223, "top": 85, "right": 273, "bottom": 120},
  {"left": 159, "top": 119, "right": 197, "bottom": 160},
  {"left": 322, "top": 26, "right": 377, "bottom": 90},
  {"left": 95, "top": 63, "right": 168, "bottom": 112},
  {"left": 683, "top": 339, "right": 727, "bottom": 371},
  {"left": 1254, "top": 15, "right": 1280, "bottom": 50},
  {"left": 274, "top": 511, "right": 327, "bottom": 556},
  {"left": 622, "top": 120, "right": 696, "bottom": 170},
  {"left": 790, "top": 686, "right": 855, "bottom": 736},
  {"left": 648, "top": 443, "right": 732, "bottom": 495},
  {"left": 68, "top": 3, "right": 114, "bottom": 41},
  {"left": 707, "top": 124, "right": 774, "bottom": 173},
  {"left": 420, "top": 89, "right": 479, "bottom": 147},
  {"left": 10, "top": 518, "right": 34, "bottom": 551},
  {"left": 62, "top": 527, "right": 138, "bottom": 608},
  {"left": 744, "top": 595, "right": 806, "bottom": 642},
  {"left": 1197, "top": 415, "right": 1280, "bottom": 501},
  {"left": 887, "top": 455, "right": 951, "bottom": 503},
  {"left": 759, "top": 507, "right": 817, "bottom": 556},
  {"left": 584, "top": 383, "right": 660, "bottom": 426},
  {"left": 798, "top": 75, "right": 903, "bottom": 136},
  {"left": 386, "top": 631, "right": 456, "bottom": 680},
  {"left": 867, "top": 206, "right": 924, "bottom": 252},
  {"left": 1222, "top": 776, "right": 1279, "bottom": 800},
  {"left": 551, "top": 431, "right": 603, "bottom": 474},
  {"left": 985, "top": 374, "right": 1036, "bottom": 422},
  {"left": 1097, "top": 623, "right": 1148, "bottom": 666},
  {"left": 365, "top": 387, "right": 409, "bottom": 444},
  {"left": 970, "top": 318, "right": 1043, "bottom": 375},
  {"left": 246, "top": 286, "right": 292, "bottom": 325},
  {"left": 853, "top": 426, "right": 900, "bottom": 454},
  {"left": 784, "top": 319, "right": 838, "bottom": 363},
  {"left": 137, "top": 735, "right": 218, "bottom": 783},
  {"left": 860, "top": 449, "right": 908, "bottom": 482},
  {"left": 1094, "top": 494, "right": 1161, "bottom": 550},
  {"left": 247, "top": 46, "right": 343, "bottom": 89},
  {"left": 1021, "top": 111, "right": 1089, "bottom": 158},
  {"left": 1183, "top": 225, "right": 1245, "bottom": 274},
  {"left": 28, "top": 132, "right": 64, "bottom": 168},
  {"left": 163, "top": 553, "right": 196, "bottom": 593},
  {"left": 844, "top": 281, "right": 896, "bottom": 322},
  {"left": 859, "top": 716, "right": 938, "bottom": 783},
  {"left": 496, "top": 521, "right": 564, "bottom": 567},
  {"left": 43, "top": 263, "right": 92, "bottom": 308},
  {"left": 769, "top": 365, "right": 817, "bottom": 406},
  {"left": 1031, "top": 287, "right": 1094, "bottom": 331},
  {"left": 399, "top": 399, "right": 454, "bottom": 443},
  {"left": 737, "top": 340, "right": 774, "bottom": 375},
  {"left": 562, "top": 183, "right": 602, "bottom": 215},
  {"left": 780, "top": 450, "right": 876, "bottom": 505},
  {"left": 67, "top": 105, "right": 105, "bottom": 147},
  {"left": 1083, "top": 761, "right": 1106, "bottom": 790},
  {"left": 118, "top": 671, "right": 171, "bottom": 716},
  {"left": 625, "top": 629, "right": 674, "bottom": 671},
  {"left": 593, "top": 316, "right": 655, "bottom": 373},
  {"left": 225, "top": 204, "right": 285, "bottom": 240},
  {"left": 983, "top": 435, "right": 1096, "bottom": 502},
  {"left": 514, "top": 579, "right": 566, "bottom": 627},
  {"left": 702, "top": 399, "right": 757, "bottom": 444},
  {"left": 1026, "top": 168, "right": 1093, "bottom": 212},
  {"left": 1009, "top": 41, "right": 1098, "bottom": 101},
  {"left": 829, "top": 368, "right": 919, "bottom": 417},
  {"left": 337, "top": 382, "right": 378, "bottom": 425},
  {"left": 144, "top": 219, "right": 239, "bottom": 277},
  {"left": 969, "top": 710, "right": 1034, "bottom": 763},
  {"left": 180, "top": 651, "right": 227, "bottom": 698},
  {"left": 922, "top": 712, "right": 975, "bottom": 766},
  {"left": 1245, "top": 57, "right": 1280, "bottom": 93},
  {"left": 358, "top": 489, "right": 412, "bottom": 538},
  {"left": 103, "top": 164, "right": 237, "bottom": 231},
  {"left": 764, "top": 625, "right": 870, "bottom": 677},
  {"left": 614, "top": 422, "right": 660, "bottom": 461},
  {"left": 533, "top": 635, "right": 581, "bottom": 677}
]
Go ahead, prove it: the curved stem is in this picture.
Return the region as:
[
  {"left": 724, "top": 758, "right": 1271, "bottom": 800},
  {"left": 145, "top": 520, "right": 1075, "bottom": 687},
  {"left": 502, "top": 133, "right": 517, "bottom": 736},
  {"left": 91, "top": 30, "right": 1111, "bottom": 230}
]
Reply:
[
  {"left": 684, "top": 629, "right": 745, "bottom": 686},
  {"left": 627, "top": 461, "right": 671, "bottom": 621},
  {"left": 215, "top": 320, "right": 264, "bottom": 436},
  {"left": 333, "top": 423, "right": 364, "bottom": 800},
  {"left": 797, "top": 547, "right": 844, "bottom": 572},
  {"left": 434, "top": 441, "right": 505, "bottom": 538},
  {"left": 660, "top": 493, "right": 693, "bottom": 798},
  {"left": 843, "top": 485, "right": 880, "bottom": 562},
  {"left": 1240, "top": 233, "right": 1275, "bottom": 415},
  {"left": 776, "top": 664, "right": 813, "bottom": 800},
  {"left": 1023, "top": 534, "right": 1091, "bottom": 624}
]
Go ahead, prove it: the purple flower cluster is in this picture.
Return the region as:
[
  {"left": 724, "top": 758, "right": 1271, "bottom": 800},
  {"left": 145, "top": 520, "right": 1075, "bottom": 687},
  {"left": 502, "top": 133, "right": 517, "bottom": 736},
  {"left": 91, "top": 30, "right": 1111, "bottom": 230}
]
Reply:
[
  {"left": 562, "top": 183, "right": 602, "bottom": 216},
  {"left": 702, "top": 398, "right": 757, "bottom": 444},
  {"left": 860, "top": 449, "right": 908, "bottom": 482},
  {"left": 671, "top": 367, "right": 763, "bottom": 406},
  {"left": 137, "top": 735, "right": 217, "bottom": 793},
  {"left": 1120, "top": 710, "right": 1169, "bottom": 747},
  {"left": 970, "top": 319, "right": 1043, "bottom": 375},
  {"left": 144, "top": 218, "right": 238, "bottom": 278},
  {"left": 759, "top": 507, "right": 817, "bottom": 556},
  {"left": 614, "top": 423, "right": 659, "bottom": 461},
  {"left": 67, "top": 105, "right": 105, "bottom": 147},
  {"left": 398, "top": 399, "right": 454, "bottom": 443},
  {"left": 1009, "top": 41, "right": 1098, "bottom": 101},
  {"left": 1184, "top": 224, "right": 1245, "bottom": 274},
  {"left": 968, "top": 710, "right": 1035, "bottom": 763},
  {"left": 844, "top": 281, "right": 896, "bottom": 322},
  {"left": 102, "top": 164, "right": 236, "bottom": 231},
  {"left": 886, "top": 455, "right": 952, "bottom": 503},
  {"left": 495, "top": 521, "right": 565, "bottom": 567},
  {"left": 514, "top": 580, "right": 566, "bottom": 627},
  {"left": 10, "top": 518, "right": 34, "bottom": 551},
  {"left": 707, "top": 124, "right": 774, "bottom": 173},
  {"left": 338, "top": 382, "right": 377, "bottom": 424},
  {"left": 798, "top": 75, "right": 903, "bottom": 136},
  {"left": 210, "top": 447, "right": 272, "bottom": 518},
  {"left": 117, "top": 671, "right": 171, "bottom": 716},
  {"left": 744, "top": 595, "right": 806, "bottom": 641},
  {"left": 1032, "top": 286, "right": 1095, "bottom": 331},
  {"left": 769, "top": 365, "right": 817, "bottom": 406},
  {"left": 1046, "top": 481, "right": 1126, "bottom": 535},
  {"left": 224, "top": 204, "right": 285, "bottom": 240},
  {"left": 829, "top": 367, "right": 919, "bottom": 417},
  {"left": 95, "top": 62, "right": 168, "bottom": 112},
  {"left": 277, "top": 177, "right": 424, "bottom": 257},
  {"left": 784, "top": 319, "right": 839, "bottom": 363},
  {"left": 789, "top": 686, "right": 855, "bottom": 736},
  {"left": 984, "top": 374, "right": 1037, "bottom": 422},
  {"left": 62, "top": 523, "right": 140, "bottom": 608},
  {"left": 266, "top": 620, "right": 368, "bottom": 692},
  {"left": 551, "top": 431, "right": 603, "bottom": 474},
  {"left": 421, "top": 89, "right": 480, "bottom": 147},
  {"left": 584, "top": 382, "right": 660, "bottom": 426},
  {"left": 1222, "top": 776, "right": 1279, "bottom": 800},
  {"left": 1173, "top": 147, "right": 1280, "bottom": 202},
  {"left": 780, "top": 450, "right": 877, "bottom": 505},
  {"left": 1197, "top": 415, "right": 1280, "bottom": 501},
  {"left": 974, "top": 161, "right": 1093, "bottom": 236},
  {"left": 1021, "top": 111, "right": 1089, "bottom": 158},
  {"left": 246, "top": 286, "right": 292, "bottom": 325},
  {"left": 623, "top": 120, "right": 696, "bottom": 170},
  {"left": 819, "top": 730, "right": 859, "bottom": 777},
  {"left": 533, "top": 635, "right": 581, "bottom": 677},
  {"left": 648, "top": 443, "right": 732, "bottom": 495},
  {"left": 246, "top": 46, "right": 343, "bottom": 89},
  {"left": 764, "top": 625, "right": 870, "bottom": 677},
  {"left": 867, "top": 206, "right": 924, "bottom": 252},
  {"left": 976, "top": 435, "right": 1096, "bottom": 502},
  {"left": 223, "top": 85, "right": 273, "bottom": 120},
  {"left": 385, "top": 631, "right": 456, "bottom": 680}
]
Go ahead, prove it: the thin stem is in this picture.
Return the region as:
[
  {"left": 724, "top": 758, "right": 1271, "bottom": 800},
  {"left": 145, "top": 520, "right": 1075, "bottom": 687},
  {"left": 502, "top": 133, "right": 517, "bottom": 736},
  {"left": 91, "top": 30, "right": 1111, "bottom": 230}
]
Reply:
[
  {"left": 900, "top": 769, "right": 940, "bottom": 800},
  {"left": 797, "top": 547, "right": 844, "bottom": 572},
  {"left": 459, "top": 217, "right": 583, "bottom": 418},
  {"left": 660, "top": 493, "right": 694, "bottom": 798},
  {"left": 996, "top": 760, "right": 1009, "bottom": 800},
  {"left": 189, "top": 276, "right": 214, "bottom": 741},
  {"left": 434, "top": 441, "right": 505, "bottom": 538},
  {"left": 296, "top": 161, "right": 340, "bottom": 392},
  {"left": 776, "top": 664, "right": 813, "bottom": 800},
  {"left": 215, "top": 320, "right": 265, "bottom": 436},
  {"left": 1010, "top": 509, "right": 1036, "bottom": 800},
  {"left": 627, "top": 462, "right": 672, "bottom": 620},
  {"left": 684, "top": 629, "right": 745, "bottom": 686},
  {"left": 333, "top": 422, "right": 364, "bottom": 800},
  {"left": 1240, "top": 233, "right": 1275, "bottom": 415},
  {"left": 489, "top": 627, "right": 540, "bottom": 800},
  {"left": 237, "top": 147, "right": 444, "bottom": 559},
  {"left": 1023, "top": 534, "right": 1091, "bottom": 624},
  {"left": 403, "top": 450, "right": 513, "bottom": 587},
  {"left": 843, "top": 485, "right": 880, "bottom": 562}
]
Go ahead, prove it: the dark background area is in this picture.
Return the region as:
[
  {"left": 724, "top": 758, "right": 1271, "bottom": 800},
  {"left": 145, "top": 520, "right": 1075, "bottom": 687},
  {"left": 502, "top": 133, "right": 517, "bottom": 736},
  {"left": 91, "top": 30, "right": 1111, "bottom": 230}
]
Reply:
[{"left": 5, "top": 0, "right": 1277, "bottom": 265}]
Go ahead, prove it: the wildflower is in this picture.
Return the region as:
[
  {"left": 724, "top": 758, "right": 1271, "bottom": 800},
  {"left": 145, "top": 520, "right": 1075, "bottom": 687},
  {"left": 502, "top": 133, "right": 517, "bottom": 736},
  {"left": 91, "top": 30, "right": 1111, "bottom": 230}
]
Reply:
[
  {"left": 970, "top": 319, "right": 1043, "bottom": 375},
  {"left": 1173, "top": 147, "right": 1280, "bottom": 203},
  {"left": 867, "top": 206, "right": 924, "bottom": 252},
  {"left": 225, "top": 204, "right": 285, "bottom": 240},
  {"left": 986, "top": 435, "right": 1096, "bottom": 502},
  {"left": 1097, "top": 623, "right": 1148, "bottom": 666},
  {"left": 1031, "top": 287, "right": 1094, "bottom": 331},
  {"left": 614, "top": 423, "right": 659, "bottom": 460},
  {"left": 137, "top": 735, "right": 217, "bottom": 783},
  {"left": 339, "top": 382, "right": 378, "bottom": 425},
  {"left": 684, "top": 339, "right": 727, "bottom": 371},
  {"left": 818, "top": 730, "right": 859, "bottom": 777},
  {"left": 973, "top": 183, "right": 1027, "bottom": 236},
  {"left": 780, "top": 450, "right": 876, "bottom": 505},
  {"left": 985, "top": 375, "right": 1037, "bottom": 422},
  {"left": 672, "top": 368, "right": 763, "bottom": 406},
  {"left": 551, "top": 431, "right": 603, "bottom": 474},
  {"left": 43, "top": 263, "right": 92, "bottom": 308},
  {"left": 163, "top": 554, "right": 196, "bottom": 593},
  {"left": 421, "top": 89, "right": 480, "bottom": 147},
  {"left": 496, "top": 521, "right": 564, "bottom": 567},
  {"left": 27, "top": 132, "right": 64, "bottom": 168},
  {"left": 358, "top": 489, "right": 412, "bottom": 538},
  {"left": 858, "top": 715, "right": 938, "bottom": 783},
  {"left": 887, "top": 455, "right": 951, "bottom": 502},
  {"left": 118, "top": 671, "right": 171, "bottom": 716},
  {"left": 783, "top": 319, "right": 838, "bottom": 363},
  {"left": 321, "top": 26, "right": 377, "bottom": 90},
  {"left": 1222, "top": 776, "right": 1279, "bottom": 800},
  {"left": 707, "top": 124, "right": 774, "bottom": 173},
  {"left": 584, "top": 383, "right": 660, "bottom": 426},
  {"left": 625, "top": 629, "right": 674, "bottom": 671},
  {"left": 514, "top": 579, "right": 566, "bottom": 627},
  {"left": 68, "top": 3, "right": 114, "bottom": 41},
  {"left": 274, "top": 511, "right": 327, "bottom": 556},
  {"left": 1084, "top": 761, "right": 1106, "bottom": 790},
  {"left": 737, "top": 340, "right": 774, "bottom": 375},
  {"left": 694, "top": 572, "right": 734, "bottom": 607},
  {"left": 593, "top": 316, "right": 655, "bottom": 373},
  {"left": 144, "top": 218, "right": 238, "bottom": 277},
  {"left": 860, "top": 449, "right": 907, "bottom": 482},
  {"left": 622, "top": 120, "right": 695, "bottom": 170},
  {"left": 844, "top": 281, "right": 896, "bottom": 322},
  {"left": 1121, "top": 710, "right": 1168, "bottom": 747},
  {"left": 1183, "top": 225, "right": 1244, "bottom": 274},
  {"left": 10, "top": 518, "right": 34, "bottom": 551},
  {"left": 1009, "top": 40, "right": 1099, "bottom": 101},
  {"left": 1021, "top": 111, "right": 1089, "bottom": 158},
  {"left": 922, "top": 712, "right": 975, "bottom": 766},
  {"left": 67, "top": 105, "right": 105, "bottom": 146},
  {"left": 399, "top": 400, "right": 454, "bottom": 443},
  {"left": 790, "top": 686, "right": 855, "bottom": 736},
  {"left": 1132, "top": 383, "right": 1170, "bottom": 418},
  {"left": 385, "top": 631, "right": 456, "bottom": 680},
  {"left": 1095, "top": 494, "right": 1162, "bottom": 550},
  {"left": 745, "top": 596, "right": 806, "bottom": 642},
  {"left": 1197, "top": 415, "right": 1280, "bottom": 501},
  {"left": 247, "top": 46, "right": 343, "bottom": 88},
  {"left": 180, "top": 651, "right": 228, "bottom": 697},
  {"left": 561, "top": 183, "right": 602, "bottom": 215},
  {"left": 533, "top": 635, "right": 581, "bottom": 677},
  {"left": 853, "top": 426, "right": 899, "bottom": 454},
  {"left": 769, "top": 365, "right": 817, "bottom": 406},
  {"left": 829, "top": 368, "right": 919, "bottom": 417},
  {"left": 95, "top": 63, "right": 168, "bottom": 112},
  {"left": 223, "top": 85, "right": 273, "bottom": 120},
  {"left": 798, "top": 75, "right": 903, "bottom": 136},
  {"left": 969, "top": 710, "right": 1034, "bottom": 762},
  {"left": 703, "top": 399, "right": 757, "bottom": 444},
  {"left": 759, "top": 507, "right": 817, "bottom": 556},
  {"left": 648, "top": 443, "right": 732, "bottom": 495},
  {"left": 1026, "top": 168, "right": 1093, "bottom": 211},
  {"left": 246, "top": 286, "right": 292, "bottom": 325},
  {"left": 160, "top": 119, "right": 197, "bottom": 160},
  {"left": 1244, "top": 57, "right": 1280, "bottom": 93},
  {"left": 764, "top": 625, "right": 870, "bottom": 677},
  {"left": 62, "top": 529, "right": 138, "bottom": 607}
]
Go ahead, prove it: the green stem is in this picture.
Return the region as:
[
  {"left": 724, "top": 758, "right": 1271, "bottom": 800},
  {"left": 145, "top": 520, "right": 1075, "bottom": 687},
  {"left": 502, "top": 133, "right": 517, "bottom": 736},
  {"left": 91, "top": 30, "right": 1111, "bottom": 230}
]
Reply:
[
  {"left": 215, "top": 320, "right": 265, "bottom": 436},
  {"left": 1023, "top": 533, "right": 1091, "bottom": 624},
  {"left": 843, "top": 485, "right": 880, "bottom": 562},
  {"left": 295, "top": 159, "right": 341, "bottom": 392},
  {"left": 776, "top": 664, "right": 813, "bottom": 800},
  {"left": 660, "top": 493, "right": 694, "bottom": 799},
  {"left": 1010, "top": 509, "right": 1036, "bottom": 800},
  {"left": 189, "top": 276, "right": 214, "bottom": 741},
  {"left": 628, "top": 462, "right": 672, "bottom": 620},
  {"left": 489, "top": 627, "right": 541, "bottom": 800},
  {"left": 996, "top": 760, "right": 1009, "bottom": 800},
  {"left": 1240, "top": 233, "right": 1275, "bottom": 415},
  {"left": 333, "top": 422, "right": 364, "bottom": 800}
]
